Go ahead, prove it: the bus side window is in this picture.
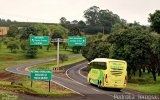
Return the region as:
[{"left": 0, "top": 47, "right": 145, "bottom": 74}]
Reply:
[
  {"left": 92, "top": 62, "right": 97, "bottom": 69},
  {"left": 98, "top": 62, "right": 107, "bottom": 70},
  {"left": 88, "top": 63, "right": 91, "bottom": 67},
  {"left": 106, "top": 62, "right": 107, "bottom": 70},
  {"left": 89, "top": 62, "right": 94, "bottom": 68}
]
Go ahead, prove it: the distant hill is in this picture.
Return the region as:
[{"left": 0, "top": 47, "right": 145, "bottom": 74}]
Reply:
[{"left": 0, "top": 18, "right": 57, "bottom": 27}]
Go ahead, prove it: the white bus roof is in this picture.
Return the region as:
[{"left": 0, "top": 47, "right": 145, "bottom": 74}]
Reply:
[{"left": 91, "top": 58, "right": 126, "bottom": 63}]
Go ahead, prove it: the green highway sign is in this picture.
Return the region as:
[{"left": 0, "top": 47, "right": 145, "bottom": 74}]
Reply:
[
  {"left": 30, "top": 70, "right": 52, "bottom": 80},
  {"left": 68, "top": 36, "right": 86, "bottom": 46},
  {"left": 30, "top": 36, "right": 49, "bottom": 45}
]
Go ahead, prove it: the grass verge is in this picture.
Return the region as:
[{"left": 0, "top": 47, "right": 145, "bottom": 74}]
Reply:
[
  {"left": 127, "top": 83, "right": 160, "bottom": 94},
  {"left": 0, "top": 74, "right": 74, "bottom": 98},
  {"left": 126, "top": 72, "right": 160, "bottom": 94},
  {"left": 29, "top": 56, "right": 85, "bottom": 70},
  {"left": 0, "top": 55, "right": 84, "bottom": 98}
]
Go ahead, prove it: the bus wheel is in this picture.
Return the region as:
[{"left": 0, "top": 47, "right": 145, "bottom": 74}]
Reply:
[
  {"left": 88, "top": 78, "right": 91, "bottom": 84},
  {"left": 98, "top": 81, "right": 102, "bottom": 88},
  {"left": 116, "top": 88, "right": 122, "bottom": 91}
]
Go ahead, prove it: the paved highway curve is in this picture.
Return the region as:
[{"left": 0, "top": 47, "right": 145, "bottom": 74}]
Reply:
[{"left": 6, "top": 58, "right": 143, "bottom": 100}]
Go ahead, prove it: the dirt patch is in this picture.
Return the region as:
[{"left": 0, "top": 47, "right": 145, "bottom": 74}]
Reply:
[
  {"left": 0, "top": 72, "right": 23, "bottom": 82},
  {"left": 0, "top": 73, "right": 12, "bottom": 79}
]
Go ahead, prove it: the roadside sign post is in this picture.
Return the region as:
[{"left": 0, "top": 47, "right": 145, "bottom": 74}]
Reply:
[
  {"left": 30, "top": 70, "right": 52, "bottom": 92},
  {"left": 49, "top": 80, "right": 51, "bottom": 92},
  {"left": 51, "top": 36, "right": 86, "bottom": 71},
  {"left": 31, "top": 80, "right": 33, "bottom": 87},
  {"left": 51, "top": 38, "right": 65, "bottom": 71},
  {"left": 57, "top": 38, "right": 59, "bottom": 70}
]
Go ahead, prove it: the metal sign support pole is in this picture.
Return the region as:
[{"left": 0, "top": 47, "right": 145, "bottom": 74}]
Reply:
[
  {"left": 31, "top": 80, "right": 33, "bottom": 87},
  {"left": 57, "top": 38, "right": 60, "bottom": 71},
  {"left": 49, "top": 80, "right": 51, "bottom": 92}
]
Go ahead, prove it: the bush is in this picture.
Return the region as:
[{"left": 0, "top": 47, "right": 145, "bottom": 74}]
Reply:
[
  {"left": 20, "top": 40, "right": 29, "bottom": 51},
  {"left": 7, "top": 41, "right": 19, "bottom": 53},
  {"left": 25, "top": 46, "right": 38, "bottom": 58},
  {"left": 59, "top": 54, "right": 68, "bottom": 63}
]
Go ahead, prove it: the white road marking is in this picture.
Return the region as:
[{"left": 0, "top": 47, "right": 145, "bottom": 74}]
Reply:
[
  {"left": 51, "top": 80, "right": 85, "bottom": 96},
  {"left": 66, "top": 65, "right": 89, "bottom": 87},
  {"left": 6, "top": 59, "right": 133, "bottom": 97},
  {"left": 65, "top": 63, "right": 114, "bottom": 97},
  {"left": 78, "top": 66, "right": 87, "bottom": 79},
  {"left": 16, "top": 67, "right": 22, "bottom": 72},
  {"left": 121, "top": 90, "right": 131, "bottom": 94},
  {"left": 78, "top": 63, "right": 133, "bottom": 95},
  {"left": 15, "top": 65, "right": 86, "bottom": 96},
  {"left": 5, "top": 68, "right": 17, "bottom": 74},
  {"left": 25, "top": 67, "right": 30, "bottom": 72},
  {"left": 91, "top": 88, "right": 101, "bottom": 92}
]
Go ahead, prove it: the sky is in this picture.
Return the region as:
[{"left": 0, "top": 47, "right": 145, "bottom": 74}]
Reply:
[{"left": 0, "top": 0, "right": 160, "bottom": 25}]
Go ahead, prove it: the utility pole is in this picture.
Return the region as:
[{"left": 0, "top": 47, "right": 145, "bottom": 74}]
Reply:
[
  {"left": 57, "top": 38, "right": 60, "bottom": 71},
  {"left": 51, "top": 38, "right": 66, "bottom": 71}
]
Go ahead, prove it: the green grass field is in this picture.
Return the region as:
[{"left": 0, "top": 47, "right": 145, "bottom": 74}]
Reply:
[
  {"left": 29, "top": 56, "right": 85, "bottom": 70},
  {"left": 127, "top": 71, "right": 160, "bottom": 94},
  {"left": 0, "top": 43, "right": 74, "bottom": 61}
]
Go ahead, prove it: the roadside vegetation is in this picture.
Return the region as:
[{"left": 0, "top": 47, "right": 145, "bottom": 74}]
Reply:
[
  {"left": 0, "top": 75, "right": 74, "bottom": 98},
  {"left": 80, "top": 8, "right": 160, "bottom": 94},
  {"left": 0, "top": 56, "right": 84, "bottom": 99},
  {"left": 29, "top": 56, "right": 85, "bottom": 70},
  {"left": 0, "top": 6, "right": 160, "bottom": 95}
]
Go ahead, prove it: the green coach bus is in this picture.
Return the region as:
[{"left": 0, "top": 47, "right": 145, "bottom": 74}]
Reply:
[{"left": 87, "top": 58, "right": 127, "bottom": 89}]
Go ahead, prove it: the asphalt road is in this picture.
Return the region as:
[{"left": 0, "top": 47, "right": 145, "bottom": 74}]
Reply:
[{"left": 5, "top": 58, "right": 146, "bottom": 100}]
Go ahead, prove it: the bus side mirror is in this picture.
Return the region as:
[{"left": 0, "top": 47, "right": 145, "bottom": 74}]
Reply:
[
  {"left": 87, "top": 63, "right": 92, "bottom": 71},
  {"left": 87, "top": 63, "right": 90, "bottom": 67}
]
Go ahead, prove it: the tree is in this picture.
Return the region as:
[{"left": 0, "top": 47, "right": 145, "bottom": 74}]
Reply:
[
  {"left": 59, "top": 54, "right": 68, "bottom": 63},
  {"left": 71, "top": 20, "right": 78, "bottom": 25},
  {"left": 46, "top": 42, "right": 52, "bottom": 52},
  {"left": 72, "top": 46, "right": 81, "bottom": 53},
  {"left": 20, "top": 26, "right": 37, "bottom": 40},
  {"left": 51, "top": 32, "right": 63, "bottom": 47},
  {"left": 77, "top": 20, "right": 86, "bottom": 32},
  {"left": 20, "top": 40, "right": 29, "bottom": 51},
  {"left": 81, "top": 35, "right": 110, "bottom": 61},
  {"left": 108, "top": 26, "right": 153, "bottom": 80},
  {"left": 68, "top": 26, "right": 82, "bottom": 53},
  {"left": 150, "top": 34, "right": 160, "bottom": 80},
  {"left": 34, "top": 24, "right": 50, "bottom": 36},
  {"left": 25, "top": 46, "right": 38, "bottom": 58},
  {"left": 7, "top": 26, "right": 19, "bottom": 37},
  {"left": 3, "top": 37, "right": 13, "bottom": 45},
  {"left": 84, "top": 6, "right": 122, "bottom": 34},
  {"left": 148, "top": 10, "right": 160, "bottom": 33},
  {"left": 68, "top": 26, "right": 81, "bottom": 36},
  {"left": 49, "top": 25, "right": 67, "bottom": 38},
  {"left": 7, "top": 40, "right": 19, "bottom": 53},
  {"left": 84, "top": 6, "right": 100, "bottom": 26},
  {"left": 62, "top": 42, "right": 68, "bottom": 50},
  {"left": 60, "top": 17, "right": 67, "bottom": 24}
]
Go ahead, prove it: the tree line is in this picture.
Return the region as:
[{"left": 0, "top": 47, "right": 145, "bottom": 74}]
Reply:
[
  {"left": 1, "top": 6, "right": 160, "bottom": 81},
  {"left": 81, "top": 10, "right": 160, "bottom": 81},
  {"left": 60, "top": 6, "right": 126, "bottom": 35}
]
